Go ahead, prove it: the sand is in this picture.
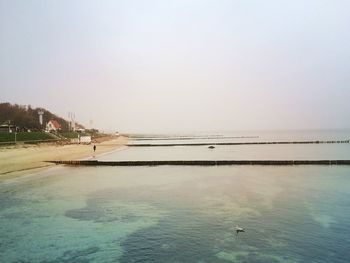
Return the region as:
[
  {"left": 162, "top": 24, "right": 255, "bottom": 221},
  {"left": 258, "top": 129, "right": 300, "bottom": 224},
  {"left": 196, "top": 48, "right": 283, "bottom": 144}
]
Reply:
[{"left": 0, "top": 135, "right": 128, "bottom": 180}]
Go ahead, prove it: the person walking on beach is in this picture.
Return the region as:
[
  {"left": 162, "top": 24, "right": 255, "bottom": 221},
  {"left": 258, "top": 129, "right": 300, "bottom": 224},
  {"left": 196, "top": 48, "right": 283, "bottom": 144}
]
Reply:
[{"left": 93, "top": 145, "right": 96, "bottom": 153}]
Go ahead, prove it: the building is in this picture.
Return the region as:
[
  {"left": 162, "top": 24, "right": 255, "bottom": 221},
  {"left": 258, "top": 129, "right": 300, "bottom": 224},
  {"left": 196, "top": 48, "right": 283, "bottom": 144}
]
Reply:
[
  {"left": 0, "top": 121, "right": 17, "bottom": 133},
  {"left": 79, "top": 135, "right": 91, "bottom": 144},
  {"left": 46, "top": 120, "right": 61, "bottom": 132},
  {"left": 75, "top": 124, "right": 85, "bottom": 133}
]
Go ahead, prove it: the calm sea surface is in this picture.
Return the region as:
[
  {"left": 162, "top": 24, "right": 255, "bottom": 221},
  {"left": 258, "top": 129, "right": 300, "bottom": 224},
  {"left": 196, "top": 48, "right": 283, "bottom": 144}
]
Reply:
[{"left": 1, "top": 130, "right": 350, "bottom": 262}]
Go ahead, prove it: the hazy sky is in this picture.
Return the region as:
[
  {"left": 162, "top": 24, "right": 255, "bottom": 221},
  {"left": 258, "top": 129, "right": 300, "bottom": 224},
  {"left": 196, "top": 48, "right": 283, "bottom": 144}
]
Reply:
[{"left": 1, "top": 0, "right": 349, "bottom": 133}]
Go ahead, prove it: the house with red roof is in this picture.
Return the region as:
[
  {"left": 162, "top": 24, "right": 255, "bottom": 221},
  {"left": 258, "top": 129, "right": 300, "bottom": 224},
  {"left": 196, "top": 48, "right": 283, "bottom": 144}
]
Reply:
[{"left": 46, "top": 120, "right": 61, "bottom": 132}]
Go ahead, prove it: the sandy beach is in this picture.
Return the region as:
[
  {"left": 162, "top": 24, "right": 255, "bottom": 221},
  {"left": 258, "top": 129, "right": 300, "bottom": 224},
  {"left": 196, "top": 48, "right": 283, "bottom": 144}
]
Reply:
[{"left": 0, "top": 135, "right": 128, "bottom": 180}]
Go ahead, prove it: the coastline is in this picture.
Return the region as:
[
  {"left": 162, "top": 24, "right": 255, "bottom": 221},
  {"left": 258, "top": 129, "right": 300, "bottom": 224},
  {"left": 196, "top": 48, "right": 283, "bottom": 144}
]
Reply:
[{"left": 0, "top": 135, "right": 128, "bottom": 181}]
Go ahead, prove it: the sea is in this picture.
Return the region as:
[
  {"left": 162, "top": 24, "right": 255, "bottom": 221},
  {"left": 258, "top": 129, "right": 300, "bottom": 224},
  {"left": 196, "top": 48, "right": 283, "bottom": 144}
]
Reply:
[{"left": 1, "top": 129, "right": 350, "bottom": 263}]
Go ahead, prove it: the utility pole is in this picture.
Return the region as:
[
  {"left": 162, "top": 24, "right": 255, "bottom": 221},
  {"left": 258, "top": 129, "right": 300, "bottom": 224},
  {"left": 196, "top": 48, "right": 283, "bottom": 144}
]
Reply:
[{"left": 68, "top": 112, "right": 71, "bottom": 131}]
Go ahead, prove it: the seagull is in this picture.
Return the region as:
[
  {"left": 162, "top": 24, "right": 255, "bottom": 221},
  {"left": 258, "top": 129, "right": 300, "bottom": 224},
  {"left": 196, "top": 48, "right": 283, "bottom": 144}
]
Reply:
[{"left": 234, "top": 226, "right": 245, "bottom": 234}]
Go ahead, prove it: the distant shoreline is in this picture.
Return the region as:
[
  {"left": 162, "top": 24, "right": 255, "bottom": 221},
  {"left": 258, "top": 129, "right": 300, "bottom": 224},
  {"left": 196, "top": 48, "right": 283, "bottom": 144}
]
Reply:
[{"left": 0, "top": 135, "right": 128, "bottom": 181}]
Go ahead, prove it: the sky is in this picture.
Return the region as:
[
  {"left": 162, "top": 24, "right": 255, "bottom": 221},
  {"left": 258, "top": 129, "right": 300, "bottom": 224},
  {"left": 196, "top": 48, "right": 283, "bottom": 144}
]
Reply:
[{"left": 1, "top": 0, "right": 349, "bottom": 133}]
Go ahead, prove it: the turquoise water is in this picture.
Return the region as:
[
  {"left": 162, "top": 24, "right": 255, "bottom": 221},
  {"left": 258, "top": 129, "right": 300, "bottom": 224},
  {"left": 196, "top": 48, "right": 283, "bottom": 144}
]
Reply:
[{"left": 1, "top": 130, "right": 350, "bottom": 262}]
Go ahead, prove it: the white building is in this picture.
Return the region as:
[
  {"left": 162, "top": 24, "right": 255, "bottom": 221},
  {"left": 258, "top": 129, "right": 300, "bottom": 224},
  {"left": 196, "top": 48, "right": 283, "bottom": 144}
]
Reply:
[{"left": 46, "top": 120, "right": 61, "bottom": 132}]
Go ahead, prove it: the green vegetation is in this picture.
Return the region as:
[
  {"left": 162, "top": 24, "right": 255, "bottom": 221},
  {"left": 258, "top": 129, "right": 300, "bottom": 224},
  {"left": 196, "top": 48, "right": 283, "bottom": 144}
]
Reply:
[
  {"left": 59, "top": 131, "right": 91, "bottom": 139},
  {"left": 59, "top": 132, "right": 79, "bottom": 139},
  {"left": 85, "top": 129, "right": 100, "bottom": 138},
  {"left": 0, "top": 103, "right": 99, "bottom": 143},
  {"left": 0, "top": 102, "right": 70, "bottom": 131},
  {"left": 0, "top": 132, "right": 56, "bottom": 143}
]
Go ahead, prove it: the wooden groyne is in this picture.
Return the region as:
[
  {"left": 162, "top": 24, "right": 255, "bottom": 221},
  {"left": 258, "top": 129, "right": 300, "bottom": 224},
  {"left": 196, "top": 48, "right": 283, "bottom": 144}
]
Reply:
[
  {"left": 47, "top": 160, "right": 350, "bottom": 166},
  {"left": 131, "top": 136, "right": 259, "bottom": 141},
  {"left": 127, "top": 140, "right": 349, "bottom": 147}
]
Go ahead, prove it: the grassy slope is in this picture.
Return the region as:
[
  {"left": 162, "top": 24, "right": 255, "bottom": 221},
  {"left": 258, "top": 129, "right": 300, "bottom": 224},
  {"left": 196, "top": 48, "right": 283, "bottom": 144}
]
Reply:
[
  {"left": 59, "top": 132, "right": 79, "bottom": 139},
  {"left": 59, "top": 132, "right": 91, "bottom": 139},
  {"left": 0, "top": 132, "right": 56, "bottom": 143}
]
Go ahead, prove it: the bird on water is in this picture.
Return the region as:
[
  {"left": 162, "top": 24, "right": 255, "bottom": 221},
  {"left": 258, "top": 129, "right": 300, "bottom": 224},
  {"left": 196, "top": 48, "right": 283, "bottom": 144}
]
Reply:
[{"left": 234, "top": 226, "right": 245, "bottom": 234}]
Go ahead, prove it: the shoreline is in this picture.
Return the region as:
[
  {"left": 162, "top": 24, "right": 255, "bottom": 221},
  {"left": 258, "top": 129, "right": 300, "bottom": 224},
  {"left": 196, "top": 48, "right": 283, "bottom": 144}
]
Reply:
[{"left": 0, "top": 135, "right": 128, "bottom": 181}]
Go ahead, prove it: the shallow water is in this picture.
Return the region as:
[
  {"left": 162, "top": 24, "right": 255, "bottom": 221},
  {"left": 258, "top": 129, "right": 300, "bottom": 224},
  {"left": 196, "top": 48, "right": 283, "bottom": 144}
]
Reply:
[
  {"left": 112, "top": 129, "right": 350, "bottom": 161},
  {"left": 130, "top": 129, "right": 350, "bottom": 144},
  {"left": 101, "top": 143, "right": 350, "bottom": 161},
  {"left": 1, "top": 130, "right": 350, "bottom": 262}
]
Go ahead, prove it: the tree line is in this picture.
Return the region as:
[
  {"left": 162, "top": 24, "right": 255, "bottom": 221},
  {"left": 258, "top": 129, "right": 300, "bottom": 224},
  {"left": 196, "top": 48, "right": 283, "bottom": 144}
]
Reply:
[{"left": 0, "top": 102, "right": 70, "bottom": 131}]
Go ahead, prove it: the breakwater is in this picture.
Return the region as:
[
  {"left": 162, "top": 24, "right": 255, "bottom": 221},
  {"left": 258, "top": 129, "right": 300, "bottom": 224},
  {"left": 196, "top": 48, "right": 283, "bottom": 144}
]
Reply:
[
  {"left": 131, "top": 136, "right": 259, "bottom": 141},
  {"left": 47, "top": 160, "right": 350, "bottom": 166},
  {"left": 127, "top": 140, "right": 349, "bottom": 147}
]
